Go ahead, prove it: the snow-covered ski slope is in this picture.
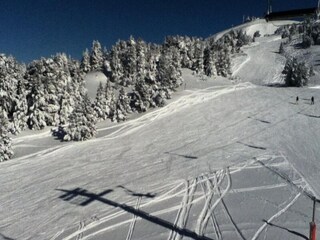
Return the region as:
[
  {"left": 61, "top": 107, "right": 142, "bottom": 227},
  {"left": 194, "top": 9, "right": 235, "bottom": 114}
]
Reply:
[
  {"left": 211, "top": 19, "right": 297, "bottom": 41},
  {"left": 2, "top": 20, "right": 320, "bottom": 240}
]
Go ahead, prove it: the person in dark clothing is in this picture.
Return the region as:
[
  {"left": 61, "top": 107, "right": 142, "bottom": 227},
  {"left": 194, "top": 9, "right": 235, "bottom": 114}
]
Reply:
[
  {"left": 296, "top": 96, "right": 299, "bottom": 104},
  {"left": 311, "top": 96, "right": 314, "bottom": 105}
]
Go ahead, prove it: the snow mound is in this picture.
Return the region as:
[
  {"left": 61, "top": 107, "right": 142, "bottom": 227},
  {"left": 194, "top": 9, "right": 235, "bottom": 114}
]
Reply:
[{"left": 84, "top": 71, "right": 108, "bottom": 99}]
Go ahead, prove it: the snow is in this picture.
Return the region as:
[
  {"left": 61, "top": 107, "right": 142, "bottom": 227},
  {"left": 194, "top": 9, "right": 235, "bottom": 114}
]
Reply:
[
  {"left": 232, "top": 37, "right": 286, "bottom": 85},
  {"left": 2, "top": 21, "right": 320, "bottom": 240},
  {"left": 211, "top": 19, "right": 298, "bottom": 41},
  {"left": 84, "top": 71, "right": 108, "bottom": 99}
]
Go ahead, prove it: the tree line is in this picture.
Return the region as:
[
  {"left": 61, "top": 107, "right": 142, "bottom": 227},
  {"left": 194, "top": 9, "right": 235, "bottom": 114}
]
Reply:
[{"left": 0, "top": 30, "right": 253, "bottom": 161}]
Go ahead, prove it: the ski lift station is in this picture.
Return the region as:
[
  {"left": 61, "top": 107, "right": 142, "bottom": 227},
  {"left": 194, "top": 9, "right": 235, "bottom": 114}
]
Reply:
[{"left": 265, "top": 0, "right": 320, "bottom": 21}]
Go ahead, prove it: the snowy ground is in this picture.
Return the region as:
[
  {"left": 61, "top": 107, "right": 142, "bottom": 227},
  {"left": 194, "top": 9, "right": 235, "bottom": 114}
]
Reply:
[{"left": 2, "top": 22, "right": 320, "bottom": 240}]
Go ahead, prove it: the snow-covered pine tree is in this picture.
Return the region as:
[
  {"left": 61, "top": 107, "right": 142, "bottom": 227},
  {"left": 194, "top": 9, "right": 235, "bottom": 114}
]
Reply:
[
  {"left": 26, "top": 82, "right": 49, "bottom": 130},
  {"left": 283, "top": 58, "right": 310, "bottom": 87},
  {"left": 59, "top": 93, "right": 72, "bottom": 125},
  {"left": 63, "top": 94, "right": 97, "bottom": 141},
  {"left": 68, "top": 58, "right": 87, "bottom": 104},
  {"left": 119, "top": 36, "right": 137, "bottom": 87},
  {"left": 131, "top": 78, "right": 154, "bottom": 112},
  {"left": 145, "top": 43, "right": 160, "bottom": 84},
  {"left": 0, "top": 109, "right": 13, "bottom": 161},
  {"left": 11, "top": 78, "right": 28, "bottom": 134},
  {"left": 157, "top": 46, "right": 183, "bottom": 98},
  {"left": 136, "top": 39, "right": 147, "bottom": 82},
  {"left": 204, "top": 46, "right": 217, "bottom": 77},
  {"left": 94, "top": 81, "right": 108, "bottom": 120},
  {"left": 104, "top": 80, "right": 116, "bottom": 120},
  {"left": 236, "top": 30, "right": 252, "bottom": 48},
  {"left": 0, "top": 54, "right": 27, "bottom": 133},
  {"left": 115, "top": 87, "right": 132, "bottom": 122},
  {"left": 109, "top": 44, "right": 124, "bottom": 85},
  {"left": 90, "top": 40, "right": 104, "bottom": 71},
  {"left": 26, "top": 54, "right": 84, "bottom": 129},
  {"left": 215, "top": 46, "right": 231, "bottom": 77},
  {"left": 80, "top": 48, "right": 91, "bottom": 73},
  {"left": 193, "top": 39, "right": 204, "bottom": 74}
]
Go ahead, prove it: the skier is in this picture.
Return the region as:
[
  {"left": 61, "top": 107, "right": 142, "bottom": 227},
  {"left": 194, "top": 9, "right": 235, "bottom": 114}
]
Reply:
[
  {"left": 311, "top": 96, "right": 314, "bottom": 105},
  {"left": 296, "top": 96, "right": 299, "bottom": 104}
]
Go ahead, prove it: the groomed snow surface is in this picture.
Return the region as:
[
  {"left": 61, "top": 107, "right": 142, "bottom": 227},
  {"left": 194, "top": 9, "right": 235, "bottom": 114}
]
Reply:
[{"left": 2, "top": 20, "right": 320, "bottom": 240}]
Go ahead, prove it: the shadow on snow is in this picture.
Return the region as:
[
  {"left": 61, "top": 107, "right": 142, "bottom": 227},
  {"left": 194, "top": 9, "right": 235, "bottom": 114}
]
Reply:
[
  {"left": 56, "top": 188, "right": 212, "bottom": 240},
  {"left": 116, "top": 185, "right": 157, "bottom": 198},
  {"left": 164, "top": 152, "right": 198, "bottom": 160},
  {"left": 262, "top": 219, "right": 308, "bottom": 240}
]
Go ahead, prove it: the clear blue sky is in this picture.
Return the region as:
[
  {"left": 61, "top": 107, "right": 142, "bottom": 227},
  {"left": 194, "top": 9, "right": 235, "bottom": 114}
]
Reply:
[{"left": 0, "top": 0, "right": 317, "bottom": 63}]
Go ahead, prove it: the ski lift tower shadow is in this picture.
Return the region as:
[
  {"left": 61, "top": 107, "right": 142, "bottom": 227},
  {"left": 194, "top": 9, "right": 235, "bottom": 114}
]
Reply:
[{"left": 56, "top": 187, "right": 213, "bottom": 240}]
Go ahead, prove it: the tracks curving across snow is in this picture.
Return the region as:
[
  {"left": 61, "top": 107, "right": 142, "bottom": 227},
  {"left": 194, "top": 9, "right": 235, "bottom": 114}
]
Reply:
[
  {"left": 168, "top": 178, "right": 198, "bottom": 240},
  {"left": 96, "top": 83, "right": 255, "bottom": 142},
  {"left": 53, "top": 154, "right": 315, "bottom": 240},
  {"left": 125, "top": 197, "right": 142, "bottom": 240}
]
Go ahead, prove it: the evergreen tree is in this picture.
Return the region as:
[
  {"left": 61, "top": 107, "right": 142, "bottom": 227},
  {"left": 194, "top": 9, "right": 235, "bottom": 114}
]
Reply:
[
  {"left": 81, "top": 48, "right": 91, "bottom": 73},
  {"left": 132, "top": 78, "right": 153, "bottom": 112},
  {"left": 0, "top": 109, "right": 13, "bottom": 162},
  {"left": 157, "top": 47, "right": 183, "bottom": 95},
  {"left": 94, "top": 81, "right": 108, "bottom": 120},
  {"left": 115, "top": 87, "right": 132, "bottom": 121},
  {"left": 236, "top": 30, "right": 252, "bottom": 48},
  {"left": 136, "top": 39, "right": 147, "bottom": 82},
  {"left": 193, "top": 39, "right": 204, "bottom": 74},
  {"left": 122, "top": 36, "right": 137, "bottom": 86},
  {"left": 0, "top": 54, "right": 26, "bottom": 133},
  {"left": 104, "top": 80, "right": 116, "bottom": 120},
  {"left": 215, "top": 47, "right": 231, "bottom": 77},
  {"left": 11, "top": 78, "right": 28, "bottom": 133},
  {"left": 283, "top": 58, "right": 310, "bottom": 87},
  {"left": 204, "top": 47, "right": 217, "bottom": 77},
  {"left": 63, "top": 94, "right": 97, "bottom": 141},
  {"left": 90, "top": 40, "right": 103, "bottom": 71},
  {"left": 25, "top": 54, "right": 85, "bottom": 129},
  {"left": 110, "top": 44, "right": 124, "bottom": 85},
  {"left": 145, "top": 44, "right": 160, "bottom": 84}
]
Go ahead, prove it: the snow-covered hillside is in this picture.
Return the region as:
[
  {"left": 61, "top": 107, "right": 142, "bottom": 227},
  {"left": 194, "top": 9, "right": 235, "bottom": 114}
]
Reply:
[
  {"left": 2, "top": 20, "right": 320, "bottom": 240},
  {"left": 211, "top": 19, "right": 298, "bottom": 41}
]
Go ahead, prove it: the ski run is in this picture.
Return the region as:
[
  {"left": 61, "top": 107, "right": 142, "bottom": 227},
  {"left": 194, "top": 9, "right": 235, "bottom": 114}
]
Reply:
[{"left": 2, "top": 19, "right": 320, "bottom": 240}]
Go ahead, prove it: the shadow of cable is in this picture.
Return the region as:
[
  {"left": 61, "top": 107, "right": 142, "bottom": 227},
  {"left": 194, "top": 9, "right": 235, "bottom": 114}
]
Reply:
[
  {"left": 56, "top": 188, "right": 212, "bottom": 240},
  {"left": 262, "top": 220, "right": 308, "bottom": 240},
  {"left": 164, "top": 152, "right": 198, "bottom": 160},
  {"left": 117, "top": 185, "right": 157, "bottom": 198},
  {"left": 237, "top": 141, "right": 267, "bottom": 150}
]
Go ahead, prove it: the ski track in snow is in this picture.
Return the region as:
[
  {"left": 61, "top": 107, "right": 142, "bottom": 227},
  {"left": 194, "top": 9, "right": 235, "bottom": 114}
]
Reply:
[
  {"left": 251, "top": 192, "right": 302, "bottom": 240},
  {"left": 53, "top": 153, "right": 314, "bottom": 240},
  {"left": 10, "top": 83, "right": 255, "bottom": 163},
  {"left": 216, "top": 171, "right": 246, "bottom": 240},
  {"left": 196, "top": 173, "right": 222, "bottom": 239},
  {"left": 96, "top": 83, "right": 255, "bottom": 142},
  {"left": 168, "top": 178, "right": 198, "bottom": 240},
  {"left": 125, "top": 197, "right": 141, "bottom": 240},
  {"left": 75, "top": 220, "right": 85, "bottom": 240}
]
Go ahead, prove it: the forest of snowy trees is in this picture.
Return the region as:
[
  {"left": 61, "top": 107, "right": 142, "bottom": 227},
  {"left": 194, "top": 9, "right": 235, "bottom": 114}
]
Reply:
[
  {"left": 275, "top": 19, "right": 316, "bottom": 87},
  {"left": 0, "top": 30, "right": 254, "bottom": 161}
]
